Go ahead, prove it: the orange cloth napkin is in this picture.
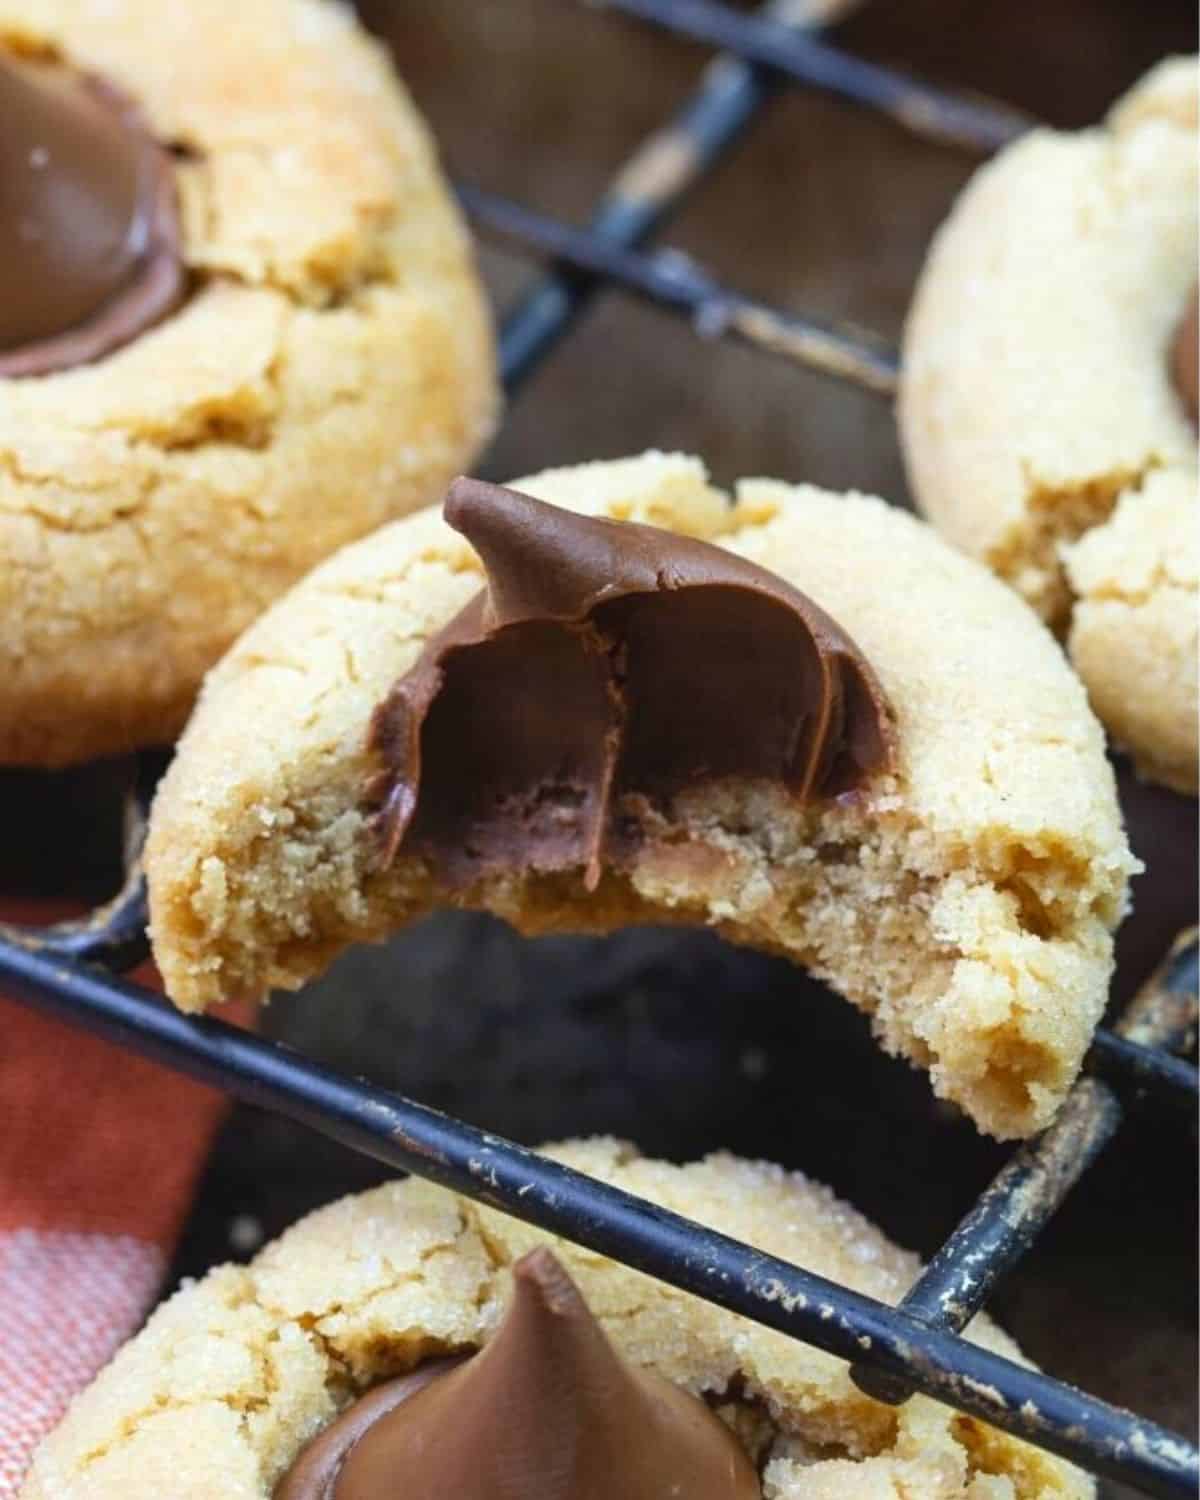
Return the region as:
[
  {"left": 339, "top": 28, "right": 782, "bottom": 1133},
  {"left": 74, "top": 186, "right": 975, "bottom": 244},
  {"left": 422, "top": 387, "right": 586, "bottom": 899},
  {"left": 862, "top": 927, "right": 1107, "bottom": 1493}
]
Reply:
[{"left": 0, "top": 898, "right": 240, "bottom": 1495}]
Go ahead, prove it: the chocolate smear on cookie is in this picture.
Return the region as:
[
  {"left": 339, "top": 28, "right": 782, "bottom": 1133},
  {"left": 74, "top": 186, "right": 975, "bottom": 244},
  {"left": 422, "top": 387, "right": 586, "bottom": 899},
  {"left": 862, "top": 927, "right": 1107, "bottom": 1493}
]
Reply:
[
  {"left": 275, "top": 1247, "right": 760, "bottom": 1499},
  {"left": 1171, "top": 283, "right": 1198, "bottom": 426},
  {"left": 368, "top": 477, "right": 895, "bottom": 888},
  {"left": 0, "top": 51, "right": 185, "bottom": 378}
]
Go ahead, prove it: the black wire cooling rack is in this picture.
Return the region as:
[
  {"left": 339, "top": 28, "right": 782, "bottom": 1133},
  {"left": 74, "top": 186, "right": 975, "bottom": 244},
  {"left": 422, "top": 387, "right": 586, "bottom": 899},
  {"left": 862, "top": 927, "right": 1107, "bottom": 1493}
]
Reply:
[{"left": 2, "top": 2, "right": 1197, "bottom": 1494}]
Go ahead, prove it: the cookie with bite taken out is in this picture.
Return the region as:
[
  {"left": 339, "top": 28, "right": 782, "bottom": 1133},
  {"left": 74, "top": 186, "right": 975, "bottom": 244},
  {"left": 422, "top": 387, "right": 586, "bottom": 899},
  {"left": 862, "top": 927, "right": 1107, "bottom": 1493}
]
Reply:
[{"left": 145, "top": 452, "right": 1135, "bottom": 1140}]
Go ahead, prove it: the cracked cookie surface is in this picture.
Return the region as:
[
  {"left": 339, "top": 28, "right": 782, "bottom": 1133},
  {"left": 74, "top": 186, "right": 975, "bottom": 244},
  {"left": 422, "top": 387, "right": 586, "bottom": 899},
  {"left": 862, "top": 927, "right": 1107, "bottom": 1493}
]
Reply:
[
  {"left": 21, "top": 1139, "right": 1093, "bottom": 1499},
  {"left": 146, "top": 451, "right": 1135, "bottom": 1139},
  {"left": 0, "top": 0, "right": 497, "bottom": 767},
  {"left": 899, "top": 57, "right": 1197, "bottom": 791}
]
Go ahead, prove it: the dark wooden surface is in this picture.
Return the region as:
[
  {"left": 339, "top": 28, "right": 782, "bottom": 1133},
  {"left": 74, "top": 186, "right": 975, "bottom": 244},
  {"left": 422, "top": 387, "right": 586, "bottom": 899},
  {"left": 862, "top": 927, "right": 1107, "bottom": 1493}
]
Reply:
[{"left": 1, "top": 3, "right": 1196, "bottom": 1495}]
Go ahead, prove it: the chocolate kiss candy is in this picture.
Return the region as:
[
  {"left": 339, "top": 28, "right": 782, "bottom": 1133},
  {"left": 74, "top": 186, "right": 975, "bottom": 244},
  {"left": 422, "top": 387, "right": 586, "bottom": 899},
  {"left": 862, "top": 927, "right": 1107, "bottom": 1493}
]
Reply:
[
  {"left": 275, "top": 1247, "right": 761, "bottom": 1499},
  {"left": 0, "top": 51, "right": 184, "bottom": 377},
  {"left": 369, "top": 477, "right": 895, "bottom": 888}
]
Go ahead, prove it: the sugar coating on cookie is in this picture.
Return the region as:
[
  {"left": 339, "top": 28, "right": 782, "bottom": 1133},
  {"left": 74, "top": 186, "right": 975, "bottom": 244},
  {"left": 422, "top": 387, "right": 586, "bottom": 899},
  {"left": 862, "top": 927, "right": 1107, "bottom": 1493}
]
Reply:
[
  {"left": 147, "top": 452, "right": 1134, "bottom": 1140},
  {"left": 899, "top": 57, "right": 1197, "bottom": 791},
  {"left": 0, "top": 0, "right": 497, "bottom": 767},
  {"left": 21, "top": 1139, "right": 1093, "bottom": 1499}
]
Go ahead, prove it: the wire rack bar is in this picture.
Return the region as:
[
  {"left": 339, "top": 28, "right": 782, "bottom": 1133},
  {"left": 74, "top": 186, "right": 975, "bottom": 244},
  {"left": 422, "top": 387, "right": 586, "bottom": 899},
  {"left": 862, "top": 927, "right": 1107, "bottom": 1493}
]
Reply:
[
  {"left": 464, "top": 181, "right": 899, "bottom": 392},
  {"left": 851, "top": 932, "right": 1199, "bottom": 1405},
  {"left": 851, "top": 1078, "right": 1122, "bottom": 1404},
  {"left": 495, "top": 0, "right": 833, "bottom": 389},
  {"left": 592, "top": 0, "right": 1035, "bottom": 150},
  {"left": 0, "top": 757, "right": 155, "bottom": 971},
  {"left": 1089, "top": 1025, "right": 1198, "bottom": 1100},
  {"left": 1118, "top": 926, "right": 1199, "bottom": 1055},
  {"left": 0, "top": 943, "right": 1194, "bottom": 1498}
]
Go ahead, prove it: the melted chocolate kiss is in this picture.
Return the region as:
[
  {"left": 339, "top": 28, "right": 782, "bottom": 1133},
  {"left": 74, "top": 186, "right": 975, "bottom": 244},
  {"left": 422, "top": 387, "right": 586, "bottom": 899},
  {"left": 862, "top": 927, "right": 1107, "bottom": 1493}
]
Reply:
[
  {"left": 275, "top": 1248, "right": 760, "bottom": 1499},
  {"left": 369, "top": 478, "right": 895, "bottom": 888},
  {"left": 1171, "top": 283, "right": 1198, "bottom": 427},
  {"left": 0, "top": 51, "right": 184, "bottom": 378}
]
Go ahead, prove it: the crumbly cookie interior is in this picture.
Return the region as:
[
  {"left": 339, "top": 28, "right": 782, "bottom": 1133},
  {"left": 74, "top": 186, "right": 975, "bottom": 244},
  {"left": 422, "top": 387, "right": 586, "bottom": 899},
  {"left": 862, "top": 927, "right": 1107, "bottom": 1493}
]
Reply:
[
  {"left": 22, "top": 1141, "right": 1093, "bottom": 1499},
  {"left": 166, "top": 766, "right": 1118, "bottom": 1141},
  {"left": 898, "top": 57, "right": 1198, "bottom": 788},
  {"left": 148, "top": 453, "right": 1133, "bottom": 1141}
]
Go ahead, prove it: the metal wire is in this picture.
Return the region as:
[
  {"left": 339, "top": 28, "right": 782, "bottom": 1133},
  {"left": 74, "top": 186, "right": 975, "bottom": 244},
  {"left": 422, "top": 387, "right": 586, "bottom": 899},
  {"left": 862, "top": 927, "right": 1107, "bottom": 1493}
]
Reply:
[
  {"left": 0, "top": 756, "right": 156, "bottom": 971},
  {"left": 496, "top": 0, "right": 844, "bottom": 389},
  {"left": 1118, "top": 926, "right": 1199, "bottom": 1056},
  {"left": 463, "top": 182, "right": 900, "bottom": 393},
  {"left": 0, "top": 3, "right": 1195, "bottom": 1493},
  {"left": 0, "top": 943, "right": 1194, "bottom": 1498},
  {"left": 851, "top": 932, "right": 1199, "bottom": 1408},
  {"left": 593, "top": 0, "right": 1036, "bottom": 150}
]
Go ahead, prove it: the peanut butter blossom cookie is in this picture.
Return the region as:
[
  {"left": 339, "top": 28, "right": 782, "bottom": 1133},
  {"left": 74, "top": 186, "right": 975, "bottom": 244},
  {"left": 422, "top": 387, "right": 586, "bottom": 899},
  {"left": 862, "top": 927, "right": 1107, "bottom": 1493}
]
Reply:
[
  {"left": 21, "top": 1140, "right": 1093, "bottom": 1499},
  {"left": 146, "top": 453, "right": 1135, "bottom": 1140},
  {"left": 900, "top": 57, "right": 1198, "bottom": 793},
  {"left": 0, "top": 0, "right": 497, "bottom": 767}
]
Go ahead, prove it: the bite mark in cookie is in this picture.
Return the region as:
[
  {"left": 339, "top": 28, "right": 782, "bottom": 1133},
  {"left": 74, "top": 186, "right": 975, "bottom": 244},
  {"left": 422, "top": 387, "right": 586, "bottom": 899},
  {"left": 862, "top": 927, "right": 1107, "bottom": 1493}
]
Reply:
[
  {"left": 146, "top": 452, "right": 1135, "bottom": 1139},
  {"left": 368, "top": 478, "right": 894, "bottom": 891}
]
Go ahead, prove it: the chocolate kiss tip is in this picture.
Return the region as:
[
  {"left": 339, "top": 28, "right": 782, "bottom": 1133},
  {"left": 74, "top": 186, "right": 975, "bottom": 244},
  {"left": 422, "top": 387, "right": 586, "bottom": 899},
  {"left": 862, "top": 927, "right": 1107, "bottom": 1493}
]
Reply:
[
  {"left": 444, "top": 475, "right": 535, "bottom": 536},
  {"left": 512, "top": 1246, "right": 584, "bottom": 1315},
  {"left": 274, "top": 1236, "right": 762, "bottom": 1499},
  {"left": 443, "top": 474, "right": 486, "bottom": 531},
  {"left": 442, "top": 476, "right": 617, "bottom": 623}
]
